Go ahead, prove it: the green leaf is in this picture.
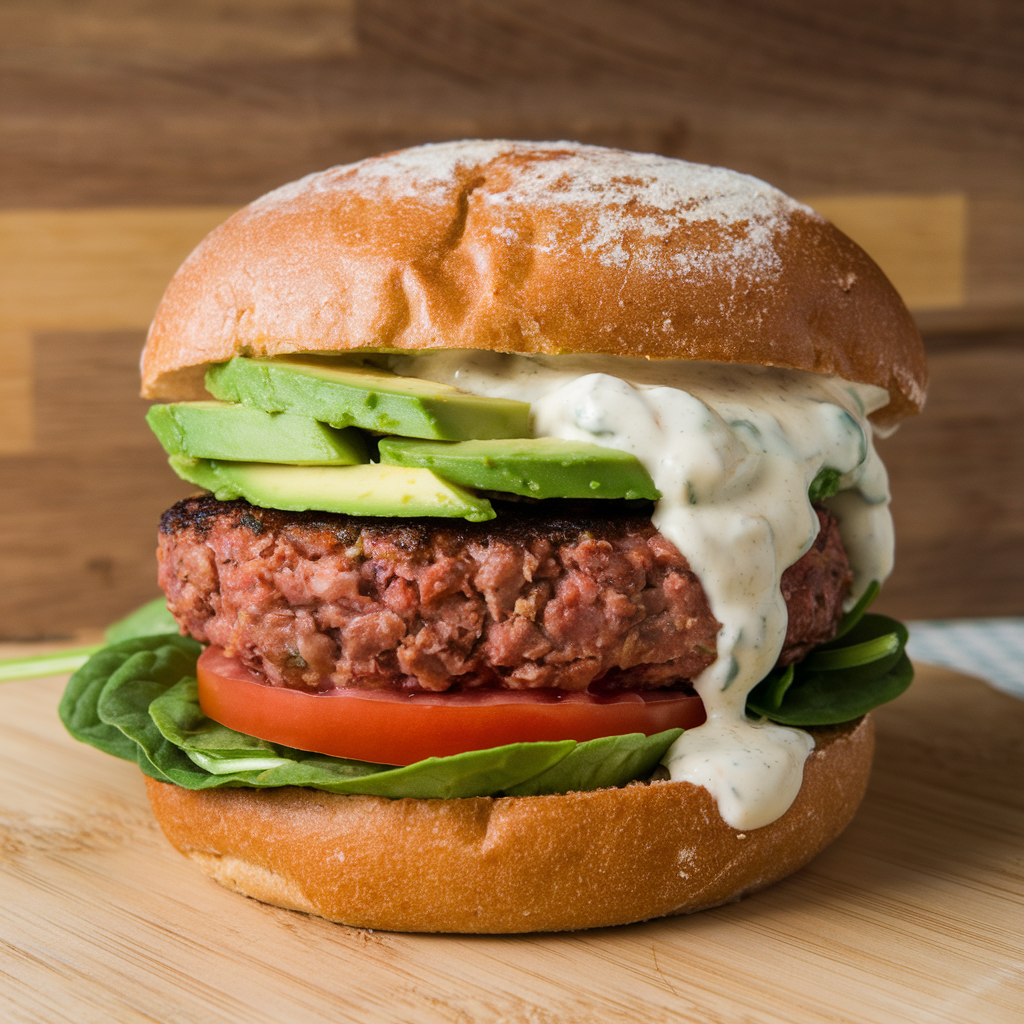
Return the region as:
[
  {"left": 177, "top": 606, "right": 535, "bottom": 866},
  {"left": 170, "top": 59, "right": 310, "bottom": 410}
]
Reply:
[
  {"left": 104, "top": 598, "right": 179, "bottom": 644},
  {"left": 833, "top": 580, "right": 880, "bottom": 640},
  {"left": 754, "top": 663, "right": 795, "bottom": 713},
  {"left": 283, "top": 742, "right": 576, "bottom": 799},
  {"left": 148, "top": 678, "right": 293, "bottom": 773},
  {"left": 822, "top": 613, "right": 908, "bottom": 660},
  {"left": 803, "top": 631, "right": 900, "bottom": 672},
  {"left": 0, "top": 646, "right": 104, "bottom": 683},
  {"left": 808, "top": 466, "right": 843, "bottom": 504},
  {"left": 93, "top": 640, "right": 211, "bottom": 785},
  {"left": 747, "top": 614, "right": 913, "bottom": 726},
  {"left": 750, "top": 652, "right": 914, "bottom": 726},
  {"left": 58, "top": 635, "right": 202, "bottom": 763},
  {"left": 502, "top": 729, "right": 683, "bottom": 797}
]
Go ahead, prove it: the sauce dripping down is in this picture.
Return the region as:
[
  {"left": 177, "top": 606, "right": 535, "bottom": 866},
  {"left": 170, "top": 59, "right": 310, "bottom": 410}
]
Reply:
[{"left": 391, "top": 351, "right": 894, "bottom": 830}]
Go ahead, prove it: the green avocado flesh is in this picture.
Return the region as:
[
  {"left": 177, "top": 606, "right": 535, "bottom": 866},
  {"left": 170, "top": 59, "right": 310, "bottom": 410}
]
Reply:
[
  {"left": 378, "top": 436, "right": 661, "bottom": 501},
  {"left": 147, "top": 401, "right": 367, "bottom": 465},
  {"left": 169, "top": 456, "right": 496, "bottom": 521},
  {"left": 206, "top": 356, "right": 531, "bottom": 441}
]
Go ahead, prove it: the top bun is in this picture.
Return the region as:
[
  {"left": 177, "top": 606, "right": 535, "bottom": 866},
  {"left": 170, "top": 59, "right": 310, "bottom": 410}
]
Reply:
[{"left": 142, "top": 141, "right": 926, "bottom": 428}]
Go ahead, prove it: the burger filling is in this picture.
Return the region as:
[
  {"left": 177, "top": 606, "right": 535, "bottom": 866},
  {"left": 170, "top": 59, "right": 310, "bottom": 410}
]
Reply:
[{"left": 136, "top": 350, "right": 909, "bottom": 829}]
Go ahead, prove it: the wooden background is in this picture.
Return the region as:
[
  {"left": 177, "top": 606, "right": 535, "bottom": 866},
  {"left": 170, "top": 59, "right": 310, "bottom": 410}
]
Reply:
[{"left": 1, "top": 0, "right": 1022, "bottom": 638}]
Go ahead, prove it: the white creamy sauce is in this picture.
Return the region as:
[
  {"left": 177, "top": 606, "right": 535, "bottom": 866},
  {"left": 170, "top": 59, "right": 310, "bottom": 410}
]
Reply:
[{"left": 390, "top": 351, "right": 894, "bottom": 830}]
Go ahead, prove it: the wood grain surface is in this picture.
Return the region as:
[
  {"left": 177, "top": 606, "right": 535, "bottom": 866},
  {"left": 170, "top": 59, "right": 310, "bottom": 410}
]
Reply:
[
  {"left": 0, "top": 5, "right": 1021, "bottom": 626},
  {"left": 2, "top": 1, "right": 1022, "bottom": 325},
  {"left": 876, "top": 335, "right": 1024, "bottom": 621},
  {"left": 0, "top": 207, "right": 239, "bottom": 333},
  {"left": 1, "top": 659, "right": 1021, "bottom": 1024}
]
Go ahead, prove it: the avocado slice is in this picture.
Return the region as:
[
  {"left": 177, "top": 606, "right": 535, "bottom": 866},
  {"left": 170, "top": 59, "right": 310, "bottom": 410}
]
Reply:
[
  {"left": 147, "top": 401, "right": 367, "bottom": 465},
  {"left": 206, "top": 356, "right": 531, "bottom": 442},
  {"left": 377, "top": 437, "right": 661, "bottom": 501},
  {"left": 169, "top": 456, "right": 496, "bottom": 521}
]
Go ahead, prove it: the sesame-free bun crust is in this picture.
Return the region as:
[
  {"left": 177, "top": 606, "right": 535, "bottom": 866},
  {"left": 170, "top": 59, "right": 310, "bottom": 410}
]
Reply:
[
  {"left": 144, "top": 715, "right": 872, "bottom": 934},
  {"left": 141, "top": 142, "right": 925, "bottom": 430}
]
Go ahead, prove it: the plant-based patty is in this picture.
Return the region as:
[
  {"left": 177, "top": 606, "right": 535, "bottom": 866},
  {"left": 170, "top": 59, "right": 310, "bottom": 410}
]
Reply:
[{"left": 158, "top": 495, "right": 851, "bottom": 693}]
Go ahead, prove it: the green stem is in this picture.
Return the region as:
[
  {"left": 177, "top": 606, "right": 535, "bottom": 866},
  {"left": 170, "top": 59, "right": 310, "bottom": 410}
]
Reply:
[
  {"left": 803, "top": 632, "right": 900, "bottom": 672},
  {"left": 762, "top": 664, "right": 795, "bottom": 711},
  {"left": 834, "top": 580, "right": 880, "bottom": 639},
  {"left": 0, "top": 645, "right": 104, "bottom": 683}
]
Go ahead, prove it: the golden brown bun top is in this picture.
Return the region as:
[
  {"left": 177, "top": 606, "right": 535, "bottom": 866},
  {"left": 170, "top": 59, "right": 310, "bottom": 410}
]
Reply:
[{"left": 141, "top": 141, "right": 926, "bottom": 428}]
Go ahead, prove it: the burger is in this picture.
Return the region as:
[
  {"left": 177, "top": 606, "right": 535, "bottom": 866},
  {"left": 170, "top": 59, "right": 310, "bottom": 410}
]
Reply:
[{"left": 59, "top": 141, "right": 926, "bottom": 933}]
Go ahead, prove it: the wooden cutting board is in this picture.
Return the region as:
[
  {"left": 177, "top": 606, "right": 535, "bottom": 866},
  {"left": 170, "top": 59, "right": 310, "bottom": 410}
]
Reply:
[{"left": 1, "top": 658, "right": 1021, "bottom": 1024}]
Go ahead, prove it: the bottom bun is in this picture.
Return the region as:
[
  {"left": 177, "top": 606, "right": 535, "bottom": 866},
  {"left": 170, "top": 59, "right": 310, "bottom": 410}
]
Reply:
[{"left": 144, "top": 716, "right": 873, "bottom": 933}]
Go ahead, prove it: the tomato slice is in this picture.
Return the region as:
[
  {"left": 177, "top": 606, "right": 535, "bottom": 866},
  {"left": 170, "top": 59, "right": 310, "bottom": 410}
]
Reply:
[{"left": 197, "top": 646, "right": 707, "bottom": 766}]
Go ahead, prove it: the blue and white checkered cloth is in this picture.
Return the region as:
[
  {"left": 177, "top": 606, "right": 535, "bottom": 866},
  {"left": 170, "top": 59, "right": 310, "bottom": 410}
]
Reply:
[{"left": 907, "top": 618, "right": 1024, "bottom": 700}]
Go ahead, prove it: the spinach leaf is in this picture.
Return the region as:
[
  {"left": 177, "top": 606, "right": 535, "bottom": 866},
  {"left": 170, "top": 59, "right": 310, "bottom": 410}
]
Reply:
[
  {"left": 746, "top": 613, "right": 913, "bottom": 725},
  {"left": 808, "top": 466, "right": 843, "bottom": 503},
  {"left": 503, "top": 728, "right": 682, "bottom": 797},
  {"left": 92, "top": 638, "right": 215, "bottom": 786},
  {"left": 148, "top": 677, "right": 293, "bottom": 773},
  {"left": 803, "top": 631, "right": 900, "bottom": 672},
  {"left": 104, "top": 598, "right": 179, "bottom": 644},
  {"left": 750, "top": 663, "right": 795, "bottom": 714},
  {"left": 59, "top": 635, "right": 201, "bottom": 761},
  {"left": 832, "top": 580, "right": 880, "bottom": 640},
  {"left": 752, "top": 652, "right": 914, "bottom": 726},
  {"left": 0, "top": 645, "right": 103, "bottom": 684},
  {"left": 294, "top": 742, "right": 576, "bottom": 799}
]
